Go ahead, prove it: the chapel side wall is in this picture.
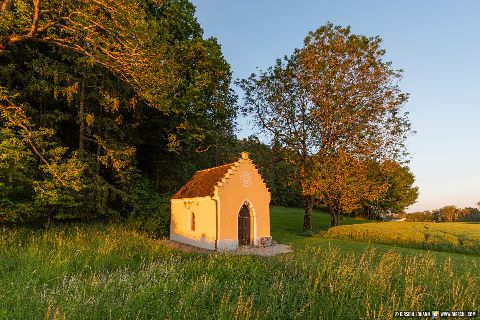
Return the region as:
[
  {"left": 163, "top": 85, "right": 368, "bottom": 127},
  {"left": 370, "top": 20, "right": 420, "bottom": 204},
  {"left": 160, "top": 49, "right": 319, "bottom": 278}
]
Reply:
[
  {"left": 217, "top": 160, "right": 271, "bottom": 245},
  {"left": 170, "top": 197, "right": 217, "bottom": 250}
]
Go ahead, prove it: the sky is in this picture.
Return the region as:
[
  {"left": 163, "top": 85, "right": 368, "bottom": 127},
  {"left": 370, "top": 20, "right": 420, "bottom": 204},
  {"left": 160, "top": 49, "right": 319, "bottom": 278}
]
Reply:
[{"left": 190, "top": 0, "right": 480, "bottom": 212}]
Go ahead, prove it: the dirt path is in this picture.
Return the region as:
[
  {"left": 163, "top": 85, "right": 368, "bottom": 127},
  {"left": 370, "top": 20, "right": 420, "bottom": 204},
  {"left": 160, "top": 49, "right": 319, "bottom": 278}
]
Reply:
[{"left": 160, "top": 239, "right": 292, "bottom": 256}]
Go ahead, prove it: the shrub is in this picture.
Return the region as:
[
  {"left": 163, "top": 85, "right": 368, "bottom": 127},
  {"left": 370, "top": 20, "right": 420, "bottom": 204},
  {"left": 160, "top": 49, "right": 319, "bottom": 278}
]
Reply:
[
  {"left": 301, "top": 230, "right": 314, "bottom": 237},
  {"left": 126, "top": 177, "right": 170, "bottom": 237}
]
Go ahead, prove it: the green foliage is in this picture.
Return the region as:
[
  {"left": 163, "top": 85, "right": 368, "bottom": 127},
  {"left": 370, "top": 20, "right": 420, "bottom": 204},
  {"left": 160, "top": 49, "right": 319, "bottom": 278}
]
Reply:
[
  {"left": 30, "top": 150, "right": 85, "bottom": 216},
  {"left": 361, "top": 161, "right": 419, "bottom": 217},
  {"left": 1, "top": 0, "right": 171, "bottom": 107},
  {"left": 0, "top": 102, "right": 88, "bottom": 223},
  {"left": 0, "top": 0, "right": 238, "bottom": 227},
  {"left": 0, "top": 126, "right": 35, "bottom": 221},
  {"left": 436, "top": 205, "right": 461, "bottom": 222},
  {"left": 312, "top": 150, "right": 388, "bottom": 226},
  {"left": 237, "top": 136, "right": 303, "bottom": 207},
  {"left": 461, "top": 208, "right": 480, "bottom": 222},
  {"left": 0, "top": 1, "right": 30, "bottom": 35},
  {"left": 126, "top": 177, "right": 170, "bottom": 237},
  {"left": 138, "top": 0, "right": 237, "bottom": 193}
]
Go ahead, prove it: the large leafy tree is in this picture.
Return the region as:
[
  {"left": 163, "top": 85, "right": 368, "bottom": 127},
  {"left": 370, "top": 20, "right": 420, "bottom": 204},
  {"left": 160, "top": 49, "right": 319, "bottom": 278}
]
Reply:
[
  {"left": 240, "top": 23, "right": 412, "bottom": 228},
  {"left": 239, "top": 54, "right": 320, "bottom": 228},
  {"left": 138, "top": 0, "right": 237, "bottom": 193}
]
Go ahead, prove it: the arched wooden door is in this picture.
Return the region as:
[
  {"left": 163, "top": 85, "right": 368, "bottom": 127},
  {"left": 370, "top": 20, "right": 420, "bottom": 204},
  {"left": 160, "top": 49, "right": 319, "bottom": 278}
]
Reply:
[{"left": 238, "top": 203, "right": 250, "bottom": 246}]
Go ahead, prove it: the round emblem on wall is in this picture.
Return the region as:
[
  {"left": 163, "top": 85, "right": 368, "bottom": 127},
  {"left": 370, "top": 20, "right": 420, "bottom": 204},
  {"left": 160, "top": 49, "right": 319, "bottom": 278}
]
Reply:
[{"left": 240, "top": 170, "right": 252, "bottom": 188}]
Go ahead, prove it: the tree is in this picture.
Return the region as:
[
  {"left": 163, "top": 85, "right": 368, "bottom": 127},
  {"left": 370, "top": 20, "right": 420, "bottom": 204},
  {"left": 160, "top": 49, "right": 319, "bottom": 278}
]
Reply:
[
  {"left": 137, "top": 0, "right": 237, "bottom": 192},
  {"left": 312, "top": 149, "right": 387, "bottom": 226},
  {"left": 0, "top": 98, "right": 85, "bottom": 225},
  {"left": 0, "top": 0, "right": 170, "bottom": 107},
  {"left": 437, "top": 205, "right": 463, "bottom": 222},
  {"left": 239, "top": 54, "right": 317, "bottom": 229},
  {"left": 461, "top": 207, "right": 480, "bottom": 222},
  {"left": 240, "top": 23, "right": 412, "bottom": 228},
  {"left": 0, "top": 0, "right": 171, "bottom": 209},
  {"left": 405, "top": 211, "right": 436, "bottom": 222},
  {"left": 361, "top": 161, "right": 419, "bottom": 218},
  {"left": 0, "top": 40, "right": 141, "bottom": 222},
  {"left": 0, "top": 125, "right": 36, "bottom": 222}
]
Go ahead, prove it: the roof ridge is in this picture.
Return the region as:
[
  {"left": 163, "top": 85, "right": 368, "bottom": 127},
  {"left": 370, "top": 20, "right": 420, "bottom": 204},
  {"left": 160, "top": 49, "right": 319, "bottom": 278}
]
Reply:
[
  {"left": 171, "top": 160, "right": 239, "bottom": 199},
  {"left": 196, "top": 162, "right": 235, "bottom": 172},
  {"left": 171, "top": 153, "right": 259, "bottom": 200}
]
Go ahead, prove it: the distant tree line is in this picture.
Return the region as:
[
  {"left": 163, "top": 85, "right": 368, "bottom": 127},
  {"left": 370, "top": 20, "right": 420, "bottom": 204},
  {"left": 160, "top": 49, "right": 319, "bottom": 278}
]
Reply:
[{"left": 405, "top": 204, "right": 480, "bottom": 222}]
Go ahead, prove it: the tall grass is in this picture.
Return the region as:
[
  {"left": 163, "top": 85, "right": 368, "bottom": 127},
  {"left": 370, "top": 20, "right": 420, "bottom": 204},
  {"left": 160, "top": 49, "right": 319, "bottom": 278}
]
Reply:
[
  {"left": 320, "top": 221, "right": 480, "bottom": 254},
  {"left": 0, "top": 223, "right": 479, "bottom": 319}
]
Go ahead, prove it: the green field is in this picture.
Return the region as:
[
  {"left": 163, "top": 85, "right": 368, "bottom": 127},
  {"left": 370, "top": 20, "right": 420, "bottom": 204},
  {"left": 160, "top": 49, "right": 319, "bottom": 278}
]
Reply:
[
  {"left": 1, "top": 207, "right": 479, "bottom": 319},
  {"left": 320, "top": 220, "right": 480, "bottom": 254}
]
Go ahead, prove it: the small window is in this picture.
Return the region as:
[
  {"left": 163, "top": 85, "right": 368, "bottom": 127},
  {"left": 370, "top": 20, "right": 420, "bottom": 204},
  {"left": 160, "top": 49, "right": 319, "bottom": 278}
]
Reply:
[{"left": 191, "top": 212, "right": 195, "bottom": 231}]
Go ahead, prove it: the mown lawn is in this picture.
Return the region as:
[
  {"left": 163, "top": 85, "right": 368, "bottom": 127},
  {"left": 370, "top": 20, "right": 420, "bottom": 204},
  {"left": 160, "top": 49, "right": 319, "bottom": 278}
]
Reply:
[{"left": 0, "top": 207, "right": 479, "bottom": 319}]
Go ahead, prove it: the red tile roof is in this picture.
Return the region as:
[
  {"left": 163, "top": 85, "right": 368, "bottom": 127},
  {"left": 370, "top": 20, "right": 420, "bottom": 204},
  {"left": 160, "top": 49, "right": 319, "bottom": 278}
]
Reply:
[{"left": 171, "top": 163, "right": 235, "bottom": 199}]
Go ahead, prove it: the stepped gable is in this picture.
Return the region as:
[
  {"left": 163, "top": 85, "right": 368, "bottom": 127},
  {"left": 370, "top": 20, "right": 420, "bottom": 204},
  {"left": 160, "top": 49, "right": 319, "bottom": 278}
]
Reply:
[{"left": 171, "top": 163, "right": 235, "bottom": 199}]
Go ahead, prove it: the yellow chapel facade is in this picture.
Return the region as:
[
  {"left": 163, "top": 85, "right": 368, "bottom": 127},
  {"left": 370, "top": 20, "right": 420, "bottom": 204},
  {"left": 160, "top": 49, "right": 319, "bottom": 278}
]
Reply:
[{"left": 170, "top": 152, "right": 271, "bottom": 250}]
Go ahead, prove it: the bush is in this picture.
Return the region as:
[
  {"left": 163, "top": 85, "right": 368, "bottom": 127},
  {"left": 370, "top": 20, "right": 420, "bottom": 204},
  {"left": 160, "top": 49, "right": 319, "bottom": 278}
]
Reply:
[
  {"left": 126, "top": 177, "right": 170, "bottom": 237},
  {"left": 301, "top": 230, "right": 314, "bottom": 237}
]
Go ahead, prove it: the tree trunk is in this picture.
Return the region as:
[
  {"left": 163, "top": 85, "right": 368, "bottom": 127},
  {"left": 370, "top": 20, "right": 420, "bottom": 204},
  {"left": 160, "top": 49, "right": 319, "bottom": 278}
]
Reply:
[
  {"left": 0, "top": 0, "right": 14, "bottom": 12},
  {"left": 330, "top": 209, "right": 340, "bottom": 227},
  {"left": 95, "top": 138, "right": 102, "bottom": 215},
  {"left": 45, "top": 206, "right": 55, "bottom": 230},
  {"left": 303, "top": 195, "right": 314, "bottom": 230},
  {"left": 96, "top": 138, "right": 100, "bottom": 177},
  {"left": 78, "top": 76, "right": 85, "bottom": 155}
]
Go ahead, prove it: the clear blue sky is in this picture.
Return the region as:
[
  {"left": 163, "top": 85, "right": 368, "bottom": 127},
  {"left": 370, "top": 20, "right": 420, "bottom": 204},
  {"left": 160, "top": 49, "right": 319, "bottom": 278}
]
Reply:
[{"left": 190, "top": 0, "right": 480, "bottom": 212}]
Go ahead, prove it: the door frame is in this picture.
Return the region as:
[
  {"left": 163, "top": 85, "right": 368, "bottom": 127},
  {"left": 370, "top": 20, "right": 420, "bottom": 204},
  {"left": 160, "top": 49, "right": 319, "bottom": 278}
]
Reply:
[{"left": 236, "top": 200, "right": 257, "bottom": 246}]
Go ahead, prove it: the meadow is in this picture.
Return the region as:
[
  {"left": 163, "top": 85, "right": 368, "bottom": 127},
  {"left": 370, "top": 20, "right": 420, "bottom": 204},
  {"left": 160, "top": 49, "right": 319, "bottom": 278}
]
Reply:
[
  {"left": 320, "top": 220, "right": 480, "bottom": 254},
  {"left": 0, "top": 207, "right": 479, "bottom": 319}
]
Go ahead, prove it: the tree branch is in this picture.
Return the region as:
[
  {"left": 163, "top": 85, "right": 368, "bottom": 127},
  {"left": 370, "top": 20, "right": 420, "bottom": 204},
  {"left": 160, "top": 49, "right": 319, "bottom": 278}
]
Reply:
[
  {"left": 0, "top": 101, "right": 69, "bottom": 187},
  {"left": 0, "top": 0, "right": 14, "bottom": 12},
  {"left": 28, "top": 0, "right": 41, "bottom": 37}
]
